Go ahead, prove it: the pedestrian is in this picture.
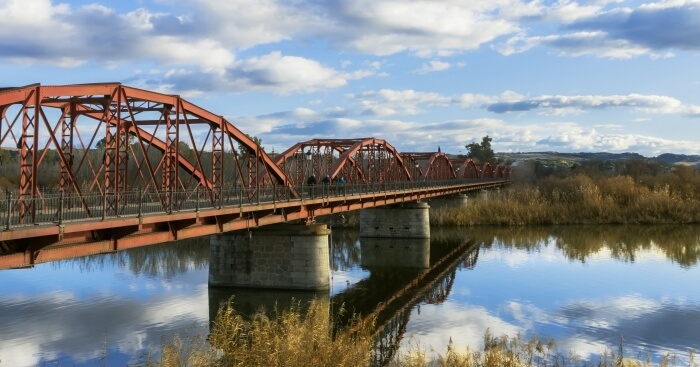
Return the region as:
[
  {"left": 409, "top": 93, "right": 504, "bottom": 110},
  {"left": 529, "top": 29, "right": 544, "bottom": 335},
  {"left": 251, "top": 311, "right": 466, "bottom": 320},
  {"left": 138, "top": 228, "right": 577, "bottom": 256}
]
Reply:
[
  {"left": 321, "top": 175, "right": 331, "bottom": 197},
  {"left": 338, "top": 176, "right": 346, "bottom": 195},
  {"left": 307, "top": 174, "right": 317, "bottom": 198}
]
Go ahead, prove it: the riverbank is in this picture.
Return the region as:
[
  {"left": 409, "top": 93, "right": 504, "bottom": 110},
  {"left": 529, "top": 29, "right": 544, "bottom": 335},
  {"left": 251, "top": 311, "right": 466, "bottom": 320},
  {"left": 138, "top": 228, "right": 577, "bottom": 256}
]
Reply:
[
  {"left": 431, "top": 173, "right": 700, "bottom": 225},
  {"left": 325, "top": 167, "right": 700, "bottom": 227}
]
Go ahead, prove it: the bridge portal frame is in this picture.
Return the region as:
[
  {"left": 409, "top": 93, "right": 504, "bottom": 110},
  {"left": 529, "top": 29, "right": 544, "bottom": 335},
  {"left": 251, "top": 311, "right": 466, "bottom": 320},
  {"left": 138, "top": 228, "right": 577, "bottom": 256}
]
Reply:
[{"left": 0, "top": 83, "right": 295, "bottom": 222}]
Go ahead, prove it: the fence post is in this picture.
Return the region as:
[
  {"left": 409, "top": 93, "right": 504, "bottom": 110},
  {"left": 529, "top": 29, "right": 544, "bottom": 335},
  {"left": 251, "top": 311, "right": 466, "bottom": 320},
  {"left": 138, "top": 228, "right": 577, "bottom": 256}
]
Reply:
[
  {"left": 195, "top": 186, "right": 200, "bottom": 212},
  {"left": 58, "top": 190, "right": 64, "bottom": 225},
  {"left": 5, "top": 190, "right": 11, "bottom": 230},
  {"left": 168, "top": 187, "right": 173, "bottom": 214},
  {"left": 138, "top": 188, "right": 143, "bottom": 218},
  {"left": 239, "top": 186, "right": 243, "bottom": 208}
]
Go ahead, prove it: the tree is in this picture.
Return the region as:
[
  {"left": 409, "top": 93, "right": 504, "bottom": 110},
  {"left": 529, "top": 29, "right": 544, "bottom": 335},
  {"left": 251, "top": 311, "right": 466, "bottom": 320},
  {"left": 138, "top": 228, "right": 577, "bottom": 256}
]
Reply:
[
  {"left": 465, "top": 135, "right": 495, "bottom": 162},
  {"left": 238, "top": 134, "right": 262, "bottom": 158}
]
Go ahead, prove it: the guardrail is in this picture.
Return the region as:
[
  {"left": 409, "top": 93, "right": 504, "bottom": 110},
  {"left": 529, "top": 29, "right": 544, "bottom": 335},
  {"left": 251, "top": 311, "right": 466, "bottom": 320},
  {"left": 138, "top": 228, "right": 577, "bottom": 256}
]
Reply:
[{"left": 0, "top": 179, "right": 505, "bottom": 229}]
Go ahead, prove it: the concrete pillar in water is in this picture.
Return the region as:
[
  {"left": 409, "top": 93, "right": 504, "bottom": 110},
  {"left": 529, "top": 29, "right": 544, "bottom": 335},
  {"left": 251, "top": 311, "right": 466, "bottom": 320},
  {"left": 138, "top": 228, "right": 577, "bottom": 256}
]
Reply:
[
  {"left": 360, "top": 237, "right": 430, "bottom": 268},
  {"left": 209, "top": 223, "right": 331, "bottom": 290},
  {"left": 428, "top": 193, "right": 469, "bottom": 208},
  {"left": 359, "top": 201, "right": 430, "bottom": 238}
]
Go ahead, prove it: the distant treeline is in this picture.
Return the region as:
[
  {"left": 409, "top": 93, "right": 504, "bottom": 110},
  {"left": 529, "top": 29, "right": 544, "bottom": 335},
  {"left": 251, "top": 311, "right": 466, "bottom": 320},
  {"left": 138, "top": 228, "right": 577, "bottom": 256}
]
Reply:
[{"left": 0, "top": 143, "right": 253, "bottom": 192}]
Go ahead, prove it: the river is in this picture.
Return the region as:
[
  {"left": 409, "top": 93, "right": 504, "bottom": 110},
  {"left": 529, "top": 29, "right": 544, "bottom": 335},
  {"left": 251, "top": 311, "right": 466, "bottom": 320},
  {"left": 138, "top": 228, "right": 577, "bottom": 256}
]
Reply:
[{"left": 1, "top": 225, "right": 699, "bottom": 366}]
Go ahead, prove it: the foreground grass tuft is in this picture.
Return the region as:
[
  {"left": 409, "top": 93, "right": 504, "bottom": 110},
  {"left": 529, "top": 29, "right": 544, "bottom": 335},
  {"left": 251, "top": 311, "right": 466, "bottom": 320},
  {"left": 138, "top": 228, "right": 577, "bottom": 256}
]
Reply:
[{"left": 149, "top": 299, "right": 374, "bottom": 367}]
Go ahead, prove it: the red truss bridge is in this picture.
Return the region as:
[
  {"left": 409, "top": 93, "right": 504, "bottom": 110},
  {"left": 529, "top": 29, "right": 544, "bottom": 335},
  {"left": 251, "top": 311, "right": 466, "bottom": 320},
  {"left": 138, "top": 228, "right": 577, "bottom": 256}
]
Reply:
[{"left": 0, "top": 83, "right": 510, "bottom": 269}]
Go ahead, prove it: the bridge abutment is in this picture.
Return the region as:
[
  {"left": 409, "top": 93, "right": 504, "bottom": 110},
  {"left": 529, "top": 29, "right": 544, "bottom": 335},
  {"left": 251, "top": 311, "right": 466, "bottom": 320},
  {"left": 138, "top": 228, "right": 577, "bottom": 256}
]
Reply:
[
  {"left": 209, "top": 223, "right": 331, "bottom": 290},
  {"left": 359, "top": 201, "right": 430, "bottom": 238}
]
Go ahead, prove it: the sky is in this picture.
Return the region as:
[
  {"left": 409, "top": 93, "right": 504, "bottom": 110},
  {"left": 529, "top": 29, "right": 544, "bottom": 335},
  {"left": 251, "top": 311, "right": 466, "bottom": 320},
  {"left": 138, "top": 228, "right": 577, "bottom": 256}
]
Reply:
[{"left": 1, "top": 0, "right": 700, "bottom": 157}]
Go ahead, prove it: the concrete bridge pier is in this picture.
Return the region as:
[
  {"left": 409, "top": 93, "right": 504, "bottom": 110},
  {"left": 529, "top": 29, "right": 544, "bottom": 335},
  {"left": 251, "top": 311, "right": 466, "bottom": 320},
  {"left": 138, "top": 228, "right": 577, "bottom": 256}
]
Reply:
[
  {"left": 360, "top": 237, "right": 430, "bottom": 269},
  {"left": 428, "top": 193, "right": 469, "bottom": 208},
  {"left": 209, "top": 223, "right": 331, "bottom": 290},
  {"left": 359, "top": 201, "right": 430, "bottom": 238}
]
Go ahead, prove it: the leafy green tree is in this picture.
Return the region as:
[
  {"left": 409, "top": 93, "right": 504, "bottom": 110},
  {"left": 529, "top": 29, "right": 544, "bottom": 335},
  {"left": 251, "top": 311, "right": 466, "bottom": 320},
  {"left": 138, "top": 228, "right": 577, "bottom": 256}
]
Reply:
[
  {"left": 238, "top": 134, "right": 262, "bottom": 158},
  {"left": 465, "top": 135, "right": 495, "bottom": 162}
]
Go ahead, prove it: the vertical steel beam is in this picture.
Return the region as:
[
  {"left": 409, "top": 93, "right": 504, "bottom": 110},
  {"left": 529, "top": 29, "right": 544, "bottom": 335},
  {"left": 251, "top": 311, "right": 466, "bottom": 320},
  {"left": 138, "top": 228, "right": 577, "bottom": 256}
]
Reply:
[
  {"left": 116, "top": 91, "right": 129, "bottom": 199},
  {"left": 59, "top": 103, "right": 75, "bottom": 202},
  {"left": 103, "top": 88, "right": 119, "bottom": 217},
  {"left": 211, "top": 119, "right": 223, "bottom": 203},
  {"left": 162, "top": 103, "right": 178, "bottom": 211},
  {"left": 18, "top": 86, "right": 39, "bottom": 224}
]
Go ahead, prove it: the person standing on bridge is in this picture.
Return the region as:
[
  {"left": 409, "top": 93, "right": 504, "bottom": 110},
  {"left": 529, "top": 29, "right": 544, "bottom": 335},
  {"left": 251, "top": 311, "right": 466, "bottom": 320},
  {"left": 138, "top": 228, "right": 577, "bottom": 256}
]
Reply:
[
  {"left": 338, "top": 176, "right": 346, "bottom": 195},
  {"left": 307, "top": 174, "right": 317, "bottom": 198},
  {"left": 321, "top": 174, "right": 331, "bottom": 197}
]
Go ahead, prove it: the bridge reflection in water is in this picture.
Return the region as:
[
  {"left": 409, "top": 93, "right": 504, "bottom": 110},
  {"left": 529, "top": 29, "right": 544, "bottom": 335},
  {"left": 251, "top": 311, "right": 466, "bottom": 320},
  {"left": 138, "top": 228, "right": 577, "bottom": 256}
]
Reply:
[{"left": 208, "top": 227, "right": 482, "bottom": 366}]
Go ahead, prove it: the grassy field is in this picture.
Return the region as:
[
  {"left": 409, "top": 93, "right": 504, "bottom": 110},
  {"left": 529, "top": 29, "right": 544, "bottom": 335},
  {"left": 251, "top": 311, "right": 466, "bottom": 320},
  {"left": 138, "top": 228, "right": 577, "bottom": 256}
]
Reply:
[{"left": 430, "top": 166, "right": 700, "bottom": 226}]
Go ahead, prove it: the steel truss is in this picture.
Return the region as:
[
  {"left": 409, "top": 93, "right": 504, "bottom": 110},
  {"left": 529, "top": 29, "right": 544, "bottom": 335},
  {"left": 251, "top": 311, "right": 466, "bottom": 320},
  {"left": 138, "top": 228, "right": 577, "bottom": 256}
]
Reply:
[
  {"left": 0, "top": 83, "right": 291, "bottom": 223},
  {"left": 400, "top": 152, "right": 456, "bottom": 181},
  {"left": 271, "top": 138, "right": 412, "bottom": 185}
]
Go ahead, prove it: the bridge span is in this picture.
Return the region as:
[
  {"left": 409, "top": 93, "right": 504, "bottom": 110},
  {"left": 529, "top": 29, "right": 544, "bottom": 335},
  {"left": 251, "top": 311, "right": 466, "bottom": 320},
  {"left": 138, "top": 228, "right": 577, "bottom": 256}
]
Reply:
[{"left": 0, "top": 83, "right": 510, "bottom": 270}]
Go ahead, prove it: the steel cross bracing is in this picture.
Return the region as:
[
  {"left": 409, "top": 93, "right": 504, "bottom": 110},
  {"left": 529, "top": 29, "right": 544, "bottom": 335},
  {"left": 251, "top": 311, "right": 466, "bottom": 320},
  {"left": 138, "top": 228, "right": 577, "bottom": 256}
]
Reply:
[
  {"left": 400, "top": 152, "right": 456, "bottom": 181},
  {"left": 0, "top": 83, "right": 511, "bottom": 269},
  {"left": 271, "top": 138, "right": 413, "bottom": 186}
]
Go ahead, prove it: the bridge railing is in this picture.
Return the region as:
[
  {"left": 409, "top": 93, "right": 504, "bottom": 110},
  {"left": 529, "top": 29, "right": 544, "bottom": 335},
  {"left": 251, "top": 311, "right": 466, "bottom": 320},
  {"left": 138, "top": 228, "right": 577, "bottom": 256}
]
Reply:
[{"left": 0, "top": 179, "right": 505, "bottom": 229}]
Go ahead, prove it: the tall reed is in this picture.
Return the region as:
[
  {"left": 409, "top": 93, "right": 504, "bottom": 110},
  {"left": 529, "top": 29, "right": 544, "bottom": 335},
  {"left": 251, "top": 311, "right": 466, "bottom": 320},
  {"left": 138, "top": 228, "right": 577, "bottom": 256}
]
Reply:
[
  {"left": 431, "top": 173, "right": 700, "bottom": 226},
  {"left": 150, "top": 298, "right": 374, "bottom": 367}
]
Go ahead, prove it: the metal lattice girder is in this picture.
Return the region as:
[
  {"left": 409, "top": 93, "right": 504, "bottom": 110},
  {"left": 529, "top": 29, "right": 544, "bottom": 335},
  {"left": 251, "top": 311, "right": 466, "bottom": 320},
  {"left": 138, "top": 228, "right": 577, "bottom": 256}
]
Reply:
[
  {"left": 400, "top": 152, "right": 456, "bottom": 181},
  {"left": 271, "top": 138, "right": 412, "bottom": 188},
  {"left": 0, "top": 83, "right": 293, "bottom": 218},
  {"left": 476, "top": 162, "right": 494, "bottom": 178},
  {"left": 453, "top": 159, "right": 480, "bottom": 179},
  {"left": 451, "top": 158, "right": 510, "bottom": 179}
]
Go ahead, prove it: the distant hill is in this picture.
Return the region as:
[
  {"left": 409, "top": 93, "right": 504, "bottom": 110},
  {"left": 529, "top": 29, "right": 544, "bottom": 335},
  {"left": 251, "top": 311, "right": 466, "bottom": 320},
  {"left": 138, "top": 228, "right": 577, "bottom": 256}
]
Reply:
[
  {"left": 495, "top": 151, "right": 700, "bottom": 168},
  {"left": 654, "top": 153, "right": 700, "bottom": 166}
]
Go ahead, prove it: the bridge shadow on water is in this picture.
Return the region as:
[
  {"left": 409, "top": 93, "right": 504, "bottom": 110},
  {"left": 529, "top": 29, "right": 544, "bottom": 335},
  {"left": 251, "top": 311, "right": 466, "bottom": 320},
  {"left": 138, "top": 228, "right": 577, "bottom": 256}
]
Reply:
[{"left": 207, "top": 227, "right": 485, "bottom": 366}]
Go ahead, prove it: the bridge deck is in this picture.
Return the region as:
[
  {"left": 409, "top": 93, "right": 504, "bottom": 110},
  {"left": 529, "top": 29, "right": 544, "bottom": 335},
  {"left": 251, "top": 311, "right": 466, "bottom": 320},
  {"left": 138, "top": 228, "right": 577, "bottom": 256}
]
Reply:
[{"left": 0, "top": 180, "right": 507, "bottom": 269}]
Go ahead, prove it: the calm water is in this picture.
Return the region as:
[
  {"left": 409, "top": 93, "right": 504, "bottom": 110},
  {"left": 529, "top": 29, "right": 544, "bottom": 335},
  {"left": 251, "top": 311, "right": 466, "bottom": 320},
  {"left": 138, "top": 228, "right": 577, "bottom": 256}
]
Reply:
[{"left": 1, "top": 225, "right": 699, "bottom": 366}]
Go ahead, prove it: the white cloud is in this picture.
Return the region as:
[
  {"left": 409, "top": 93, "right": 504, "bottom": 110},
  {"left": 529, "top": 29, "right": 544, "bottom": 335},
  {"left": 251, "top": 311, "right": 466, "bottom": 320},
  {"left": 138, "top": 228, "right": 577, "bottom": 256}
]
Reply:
[
  {"left": 334, "top": 1, "right": 519, "bottom": 57},
  {"left": 143, "top": 52, "right": 376, "bottom": 95},
  {"left": 480, "top": 93, "right": 688, "bottom": 115},
  {"left": 349, "top": 89, "right": 453, "bottom": 117},
  {"left": 415, "top": 60, "right": 451, "bottom": 74},
  {"left": 191, "top": 0, "right": 325, "bottom": 48},
  {"left": 496, "top": 32, "right": 651, "bottom": 58},
  {"left": 228, "top": 52, "right": 347, "bottom": 93},
  {"left": 536, "top": 128, "right": 700, "bottom": 155}
]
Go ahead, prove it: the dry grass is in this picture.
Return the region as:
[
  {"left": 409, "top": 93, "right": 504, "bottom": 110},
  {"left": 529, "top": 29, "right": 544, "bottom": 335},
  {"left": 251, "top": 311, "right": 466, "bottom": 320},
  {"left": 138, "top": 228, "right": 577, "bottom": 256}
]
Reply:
[
  {"left": 148, "top": 298, "right": 374, "bottom": 367},
  {"left": 431, "top": 173, "right": 700, "bottom": 226}
]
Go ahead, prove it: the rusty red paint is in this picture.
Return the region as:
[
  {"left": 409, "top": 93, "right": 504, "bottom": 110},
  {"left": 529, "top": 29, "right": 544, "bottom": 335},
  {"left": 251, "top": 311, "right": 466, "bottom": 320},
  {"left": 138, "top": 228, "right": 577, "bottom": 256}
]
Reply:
[{"left": 0, "top": 83, "right": 511, "bottom": 269}]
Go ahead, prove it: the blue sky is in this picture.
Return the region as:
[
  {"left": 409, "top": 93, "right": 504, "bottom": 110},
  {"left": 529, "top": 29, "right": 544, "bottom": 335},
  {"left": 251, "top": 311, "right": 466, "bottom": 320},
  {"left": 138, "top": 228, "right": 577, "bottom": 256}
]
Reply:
[{"left": 2, "top": 0, "right": 699, "bottom": 156}]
